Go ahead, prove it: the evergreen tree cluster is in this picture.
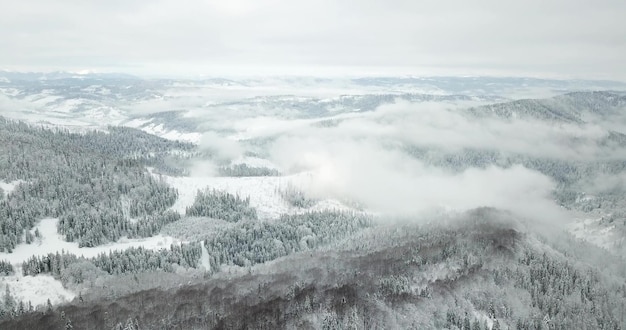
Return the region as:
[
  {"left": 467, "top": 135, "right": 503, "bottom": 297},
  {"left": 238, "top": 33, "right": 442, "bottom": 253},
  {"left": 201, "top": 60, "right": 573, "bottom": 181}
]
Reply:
[
  {"left": 91, "top": 243, "right": 201, "bottom": 275},
  {"left": 0, "top": 117, "right": 190, "bottom": 250},
  {"left": 21, "top": 242, "right": 201, "bottom": 278},
  {"left": 129, "top": 210, "right": 182, "bottom": 239},
  {"left": 277, "top": 183, "right": 317, "bottom": 208},
  {"left": 204, "top": 210, "right": 372, "bottom": 269},
  {"left": 441, "top": 247, "right": 626, "bottom": 330},
  {"left": 445, "top": 310, "right": 492, "bottom": 330},
  {"left": 505, "top": 249, "right": 624, "bottom": 329},
  {"left": 21, "top": 250, "right": 80, "bottom": 277},
  {"left": 218, "top": 163, "right": 280, "bottom": 177},
  {"left": 185, "top": 189, "right": 257, "bottom": 222},
  {"left": 0, "top": 260, "right": 13, "bottom": 275},
  {"left": 112, "top": 317, "right": 140, "bottom": 330},
  {"left": 395, "top": 221, "right": 626, "bottom": 329}
]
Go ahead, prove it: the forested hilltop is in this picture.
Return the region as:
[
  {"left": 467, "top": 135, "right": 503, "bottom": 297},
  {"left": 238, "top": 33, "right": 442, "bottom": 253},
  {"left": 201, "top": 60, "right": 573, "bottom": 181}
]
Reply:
[
  {"left": 3, "top": 209, "right": 626, "bottom": 329},
  {"left": 0, "top": 117, "right": 194, "bottom": 249}
]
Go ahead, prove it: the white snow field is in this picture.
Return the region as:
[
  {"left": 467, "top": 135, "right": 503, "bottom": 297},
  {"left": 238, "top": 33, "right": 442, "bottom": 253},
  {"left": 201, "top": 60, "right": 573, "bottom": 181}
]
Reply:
[
  {"left": 0, "top": 180, "right": 22, "bottom": 198},
  {"left": 130, "top": 121, "right": 203, "bottom": 144},
  {"left": 0, "top": 218, "right": 184, "bottom": 307},
  {"left": 0, "top": 218, "right": 181, "bottom": 265},
  {"left": 161, "top": 172, "right": 355, "bottom": 220},
  {"left": 569, "top": 217, "right": 618, "bottom": 250},
  {"left": 0, "top": 273, "right": 76, "bottom": 307}
]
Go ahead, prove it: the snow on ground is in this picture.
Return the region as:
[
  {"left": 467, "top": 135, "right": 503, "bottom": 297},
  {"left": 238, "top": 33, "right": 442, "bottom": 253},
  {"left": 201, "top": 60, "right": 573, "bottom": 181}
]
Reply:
[
  {"left": 27, "top": 94, "right": 63, "bottom": 106},
  {"left": 231, "top": 156, "right": 281, "bottom": 170},
  {"left": 123, "top": 117, "right": 153, "bottom": 128},
  {"left": 163, "top": 174, "right": 291, "bottom": 219},
  {"left": 1, "top": 273, "right": 75, "bottom": 307},
  {"left": 0, "top": 218, "right": 181, "bottom": 265},
  {"left": 0, "top": 216, "right": 182, "bottom": 308},
  {"left": 309, "top": 199, "right": 356, "bottom": 213},
  {"left": 569, "top": 217, "right": 616, "bottom": 250},
  {"left": 48, "top": 98, "right": 86, "bottom": 113},
  {"left": 140, "top": 123, "right": 202, "bottom": 143},
  {"left": 161, "top": 172, "right": 354, "bottom": 220},
  {"left": 200, "top": 241, "right": 211, "bottom": 272},
  {"left": 0, "top": 180, "right": 23, "bottom": 198}
]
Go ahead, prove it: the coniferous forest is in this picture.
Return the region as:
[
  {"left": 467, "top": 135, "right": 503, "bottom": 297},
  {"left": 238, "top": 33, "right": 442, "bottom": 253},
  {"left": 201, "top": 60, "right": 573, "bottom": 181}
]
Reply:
[{"left": 0, "top": 117, "right": 192, "bottom": 250}]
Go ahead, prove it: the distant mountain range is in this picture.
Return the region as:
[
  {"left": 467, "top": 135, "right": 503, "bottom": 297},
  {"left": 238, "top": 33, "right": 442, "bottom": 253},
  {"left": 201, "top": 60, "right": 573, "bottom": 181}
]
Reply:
[{"left": 0, "top": 70, "right": 139, "bottom": 82}]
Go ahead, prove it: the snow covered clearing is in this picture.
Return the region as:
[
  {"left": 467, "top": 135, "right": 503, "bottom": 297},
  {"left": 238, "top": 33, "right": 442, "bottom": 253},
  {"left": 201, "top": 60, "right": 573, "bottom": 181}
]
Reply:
[
  {"left": 139, "top": 123, "right": 202, "bottom": 143},
  {"left": 569, "top": 217, "right": 617, "bottom": 250},
  {"left": 200, "top": 241, "right": 211, "bottom": 272},
  {"left": 0, "top": 180, "right": 22, "bottom": 198},
  {"left": 231, "top": 156, "right": 281, "bottom": 170},
  {"left": 123, "top": 118, "right": 152, "bottom": 128},
  {"left": 163, "top": 175, "right": 291, "bottom": 219},
  {"left": 1, "top": 274, "right": 75, "bottom": 306},
  {"left": 47, "top": 98, "right": 86, "bottom": 113},
  {"left": 26, "top": 94, "right": 63, "bottom": 106},
  {"left": 0, "top": 218, "right": 181, "bottom": 266},
  {"left": 161, "top": 172, "right": 355, "bottom": 220}
]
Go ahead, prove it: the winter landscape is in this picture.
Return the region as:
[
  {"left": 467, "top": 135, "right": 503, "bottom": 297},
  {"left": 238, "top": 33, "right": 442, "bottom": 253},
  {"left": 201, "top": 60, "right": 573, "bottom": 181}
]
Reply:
[
  {"left": 2, "top": 1, "right": 626, "bottom": 329},
  {"left": 0, "top": 72, "right": 625, "bottom": 329}
]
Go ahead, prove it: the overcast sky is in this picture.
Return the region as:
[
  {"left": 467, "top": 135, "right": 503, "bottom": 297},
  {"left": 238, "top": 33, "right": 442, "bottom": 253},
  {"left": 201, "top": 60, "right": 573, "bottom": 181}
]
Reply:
[{"left": 1, "top": 0, "right": 625, "bottom": 79}]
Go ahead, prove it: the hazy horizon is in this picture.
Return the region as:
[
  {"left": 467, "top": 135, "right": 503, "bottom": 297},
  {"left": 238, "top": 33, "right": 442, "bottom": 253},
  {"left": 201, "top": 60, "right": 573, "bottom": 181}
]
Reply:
[{"left": 2, "top": 0, "right": 626, "bottom": 80}]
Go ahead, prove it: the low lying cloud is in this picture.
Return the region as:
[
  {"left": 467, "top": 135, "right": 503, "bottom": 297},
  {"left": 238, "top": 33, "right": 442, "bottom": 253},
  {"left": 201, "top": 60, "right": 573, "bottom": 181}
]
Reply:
[
  {"left": 334, "top": 101, "right": 612, "bottom": 160},
  {"left": 198, "top": 131, "right": 243, "bottom": 161},
  {"left": 271, "top": 136, "right": 567, "bottom": 225},
  {"left": 578, "top": 173, "right": 626, "bottom": 195},
  {"left": 124, "top": 96, "right": 206, "bottom": 115},
  {"left": 172, "top": 94, "right": 617, "bottom": 227},
  {"left": 187, "top": 160, "right": 218, "bottom": 177},
  {"left": 259, "top": 98, "right": 620, "bottom": 225}
]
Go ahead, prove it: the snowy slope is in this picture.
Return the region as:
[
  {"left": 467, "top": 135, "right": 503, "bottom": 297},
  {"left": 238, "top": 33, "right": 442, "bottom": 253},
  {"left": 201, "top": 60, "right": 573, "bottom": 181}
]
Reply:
[
  {"left": 569, "top": 217, "right": 618, "bottom": 250},
  {"left": 0, "top": 218, "right": 181, "bottom": 265},
  {"left": 0, "top": 274, "right": 75, "bottom": 307},
  {"left": 134, "top": 122, "right": 202, "bottom": 143}
]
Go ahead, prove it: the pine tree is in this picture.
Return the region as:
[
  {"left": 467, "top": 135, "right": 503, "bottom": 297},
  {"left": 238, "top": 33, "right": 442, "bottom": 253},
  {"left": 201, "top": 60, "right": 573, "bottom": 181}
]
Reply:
[{"left": 3, "top": 285, "right": 15, "bottom": 316}]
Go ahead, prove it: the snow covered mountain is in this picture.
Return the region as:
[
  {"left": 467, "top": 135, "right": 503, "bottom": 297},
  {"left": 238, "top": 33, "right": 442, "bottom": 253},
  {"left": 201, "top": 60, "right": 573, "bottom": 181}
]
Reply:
[{"left": 0, "top": 73, "right": 625, "bottom": 329}]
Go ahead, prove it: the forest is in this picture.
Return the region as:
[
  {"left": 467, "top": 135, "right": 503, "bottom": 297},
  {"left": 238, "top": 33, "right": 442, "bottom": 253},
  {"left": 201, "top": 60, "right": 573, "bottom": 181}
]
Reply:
[
  {"left": 0, "top": 117, "right": 193, "bottom": 249},
  {"left": 2, "top": 209, "right": 625, "bottom": 329}
]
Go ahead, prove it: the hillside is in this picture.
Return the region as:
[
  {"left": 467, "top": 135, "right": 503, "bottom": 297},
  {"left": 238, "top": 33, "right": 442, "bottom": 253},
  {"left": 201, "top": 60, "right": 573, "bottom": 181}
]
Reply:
[{"left": 3, "top": 209, "right": 625, "bottom": 329}]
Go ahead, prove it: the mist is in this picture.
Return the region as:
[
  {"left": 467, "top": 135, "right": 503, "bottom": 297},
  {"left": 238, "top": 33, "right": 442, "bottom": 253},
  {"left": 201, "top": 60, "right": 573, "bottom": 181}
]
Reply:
[
  {"left": 270, "top": 133, "right": 567, "bottom": 225},
  {"left": 198, "top": 131, "right": 244, "bottom": 161},
  {"left": 149, "top": 93, "right": 623, "bottom": 228}
]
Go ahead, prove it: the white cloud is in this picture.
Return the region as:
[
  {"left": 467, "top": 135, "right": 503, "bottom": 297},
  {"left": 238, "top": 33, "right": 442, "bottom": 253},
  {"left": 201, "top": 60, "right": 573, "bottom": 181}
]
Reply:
[
  {"left": 198, "top": 131, "right": 243, "bottom": 161},
  {"left": 248, "top": 99, "right": 614, "bottom": 163},
  {"left": 258, "top": 97, "right": 625, "bottom": 224},
  {"left": 578, "top": 173, "right": 626, "bottom": 195},
  {"left": 270, "top": 135, "right": 567, "bottom": 224}
]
